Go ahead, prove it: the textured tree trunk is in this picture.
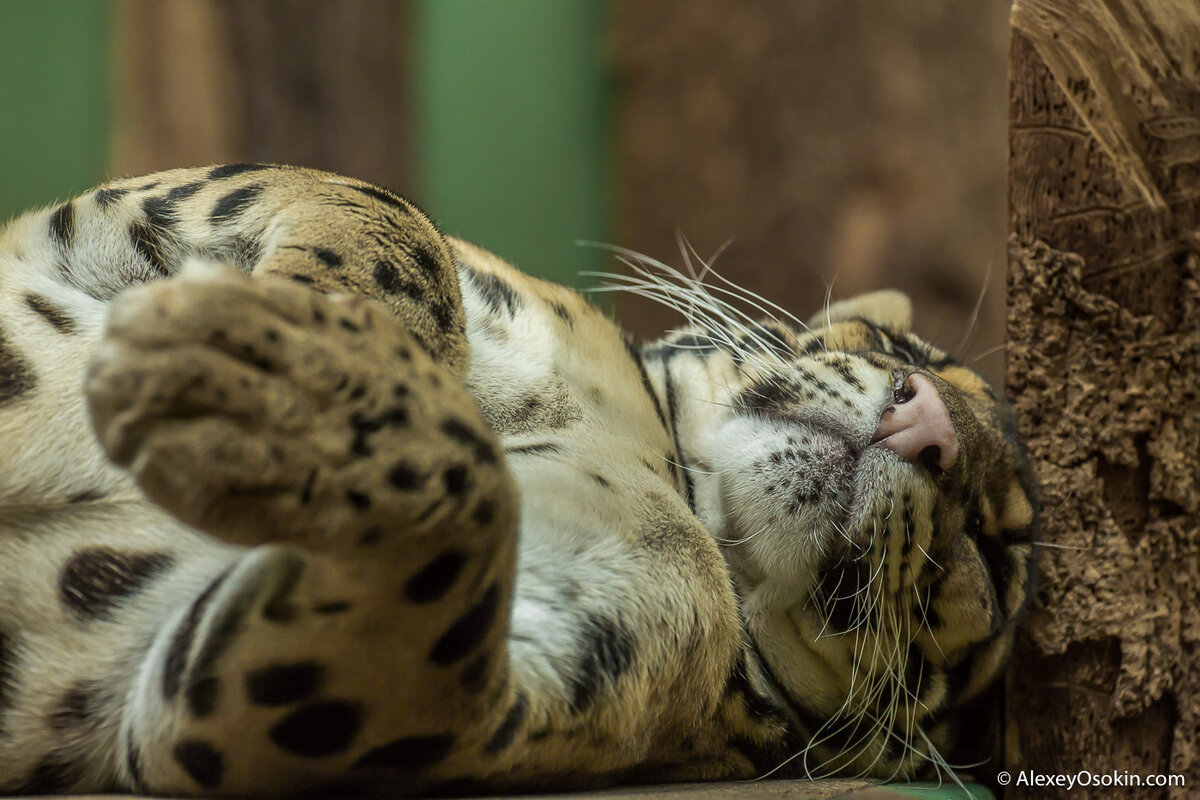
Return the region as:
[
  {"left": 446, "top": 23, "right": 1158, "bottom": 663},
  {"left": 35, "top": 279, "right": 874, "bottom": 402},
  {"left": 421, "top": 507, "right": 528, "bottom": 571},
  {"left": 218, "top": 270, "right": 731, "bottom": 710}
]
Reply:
[
  {"left": 112, "top": 0, "right": 412, "bottom": 191},
  {"left": 1005, "top": 2, "right": 1200, "bottom": 797}
]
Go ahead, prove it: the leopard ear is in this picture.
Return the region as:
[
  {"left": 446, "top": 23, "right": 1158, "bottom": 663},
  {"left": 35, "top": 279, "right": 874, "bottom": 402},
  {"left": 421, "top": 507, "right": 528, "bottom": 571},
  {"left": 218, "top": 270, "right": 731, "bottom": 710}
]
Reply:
[{"left": 806, "top": 290, "right": 913, "bottom": 333}]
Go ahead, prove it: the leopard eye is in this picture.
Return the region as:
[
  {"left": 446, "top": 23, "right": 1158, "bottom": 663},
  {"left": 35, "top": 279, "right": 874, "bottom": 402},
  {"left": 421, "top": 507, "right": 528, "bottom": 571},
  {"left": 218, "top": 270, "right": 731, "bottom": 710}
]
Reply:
[{"left": 892, "top": 372, "right": 915, "bottom": 404}]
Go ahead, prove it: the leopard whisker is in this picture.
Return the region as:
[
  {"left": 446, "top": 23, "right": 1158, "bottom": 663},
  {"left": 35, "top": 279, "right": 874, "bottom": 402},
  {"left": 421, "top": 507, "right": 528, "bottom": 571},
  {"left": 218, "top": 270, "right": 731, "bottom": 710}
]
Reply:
[
  {"left": 955, "top": 255, "right": 994, "bottom": 355},
  {"left": 586, "top": 249, "right": 800, "bottom": 366},
  {"left": 677, "top": 234, "right": 822, "bottom": 340}
]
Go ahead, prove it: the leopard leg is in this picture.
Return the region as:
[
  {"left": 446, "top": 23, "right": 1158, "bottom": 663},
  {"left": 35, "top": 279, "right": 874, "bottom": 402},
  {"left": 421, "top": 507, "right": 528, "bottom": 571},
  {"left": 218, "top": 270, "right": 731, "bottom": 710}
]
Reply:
[{"left": 85, "top": 265, "right": 517, "bottom": 795}]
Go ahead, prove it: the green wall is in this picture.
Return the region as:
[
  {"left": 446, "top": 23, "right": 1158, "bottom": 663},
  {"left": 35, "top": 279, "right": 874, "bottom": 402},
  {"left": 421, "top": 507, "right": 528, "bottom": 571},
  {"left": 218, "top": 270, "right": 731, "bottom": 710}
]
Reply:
[
  {"left": 415, "top": 0, "right": 611, "bottom": 286},
  {"left": 0, "top": 0, "right": 613, "bottom": 290},
  {"left": 0, "top": 0, "right": 110, "bottom": 222}
]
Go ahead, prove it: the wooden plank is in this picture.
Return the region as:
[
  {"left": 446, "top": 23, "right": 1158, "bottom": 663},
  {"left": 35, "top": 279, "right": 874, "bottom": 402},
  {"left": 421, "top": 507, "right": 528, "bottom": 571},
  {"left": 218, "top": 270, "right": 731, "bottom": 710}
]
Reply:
[
  {"left": 112, "top": 0, "right": 411, "bottom": 190},
  {"left": 1006, "top": 1, "right": 1200, "bottom": 795}
]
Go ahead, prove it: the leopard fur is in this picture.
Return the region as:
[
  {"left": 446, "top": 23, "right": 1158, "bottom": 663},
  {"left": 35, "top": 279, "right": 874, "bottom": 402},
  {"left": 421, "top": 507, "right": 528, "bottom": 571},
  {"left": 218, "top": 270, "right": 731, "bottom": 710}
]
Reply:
[{"left": 0, "top": 165, "right": 1037, "bottom": 795}]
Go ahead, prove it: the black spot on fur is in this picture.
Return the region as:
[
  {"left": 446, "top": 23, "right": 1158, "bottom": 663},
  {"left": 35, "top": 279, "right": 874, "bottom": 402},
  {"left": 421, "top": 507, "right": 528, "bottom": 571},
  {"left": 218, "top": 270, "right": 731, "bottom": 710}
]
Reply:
[
  {"left": 0, "top": 631, "right": 16, "bottom": 715},
  {"left": 921, "top": 595, "right": 944, "bottom": 629},
  {"left": 174, "top": 739, "right": 223, "bottom": 788},
  {"left": 290, "top": 273, "right": 316, "bottom": 286},
  {"left": 505, "top": 442, "right": 561, "bottom": 457},
  {"left": 440, "top": 418, "right": 497, "bottom": 464},
  {"left": 388, "top": 461, "right": 424, "bottom": 490},
  {"left": 269, "top": 700, "right": 363, "bottom": 757},
  {"left": 568, "top": 615, "right": 635, "bottom": 712},
  {"left": 346, "top": 490, "right": 373, "bottom": 511},
  {"left": 129, "top": 220, "right": 169, "bottom": 277},
  {"left": 727, "top": 734, "right": 787, "bottom": 774},
  {"left": 465, "top": 268, "right": 521, "bottom": 317},
  {"left": 738, "top": 376, "right": 803, "bottom": 417},
  {"left": 346, "top": 183, "right": 410, "bottom": 212},
  {"left": 0, "top": 330, "right": 36, "bottom": 407},
  {"left": 373, "top": 259, "right": 408, "bottom": 296},
  {"left": 143, "top": 181, "right": 205, "bottom": 229},
  {"left": 24, "top": 293, "right": 76, "bottom": 334},
  {"left": 471, "top": 498, "right": 496, "bottom": 527},
  {"left": 510, "top": 393, "right": 542, "bottom": 425},
  {"left": 299, "top": 469, "right": 317, "bottom": 505},
  {"left": 404, "top": 551, "right": 467, "bottom": 604},
  {"left": 163, "top": 568, "right": 232, "bottom": 700},
  {"left": 590, "top": 472, "right": 612, "bottom": 489},
  {"left": 484, "top": 693, "right": 527, "bottom": 754},
  {"left": 59, "top": 548, "right": 173, "bottom": 621},
  {"left": 15, "top": 752, "right": 81, "bottom": 794},
  {"left": 903, "top": 642, "right": 928, "bottom": 700},
  {"left": 817, "top": 560, "right": 867, "bottom": 633},
  {"left": 429, "top": 583, "right": 500, "bottom": 665},
  {"left": 211, "top": 183, "right": 264, "bottom": 222},
  {"left": 459, "top": 652, "right": 490, "bottom": 693},
  {"left": 668, "top": 332, "right": 720, "bottom": 355},
  {"left": 624, "top": 337, "right": 669, "bottom": 433},
  {"left": 313, "top": 600, "right": 351, "bottom": 615},
  {"left": 354, "top": 734, "right": 455, "bottom": 772},
  {"left": 124, "top": 729, "right": 144, "bottom": 791},
  {"left": 973, "top": 529, "right": 1013, "bottom": 619},
  {"left": 430, "top": 299, "right": 457, "bottom": 331},
  {"left": 314, "top": 248, "right": 343, "bottom": 268},
  {"left": 349, "top": 406, "right": 410, "bottom": 457},
  {"left": 48, "top": 201, "right": 74, "bottom": 248},
  {"left": 208, "top": 163, "right": 269, "bottom": 180},
  {"left": 94, "top": 187, "right": 129, "bottom": 207},
  {"left": 357, "top": 527, "right": 384, "bottom": 546},
  {"left": 550, "top": 301, "right": 573, "bottom": 326},
  {"left": 724, "top": 652, "right": 783, "bottom": 724},
  {"left": 50, "top": 682, "right": 105, "bottom": 729},
  {"left": 654, "top": 357, "right": 695, "bottom": 510},
  {"left": 397, "top": 238, "right": 446, "bottom": 282},
  {"left": 186, "top": 676, "right": 220, "bottom": 718},
  {"left": 246, "top": 662, "right": 325, "bottom": 706},
  {"left": 442, "top": 464, "right": 469, "bottom": 495}
]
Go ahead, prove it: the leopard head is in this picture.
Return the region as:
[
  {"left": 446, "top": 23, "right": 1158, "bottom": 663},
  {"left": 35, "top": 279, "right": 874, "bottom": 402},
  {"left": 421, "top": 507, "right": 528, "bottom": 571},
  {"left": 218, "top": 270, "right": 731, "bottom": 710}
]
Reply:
[{"left": 646, "top": 286, "right": 1037, "bottom": 780}]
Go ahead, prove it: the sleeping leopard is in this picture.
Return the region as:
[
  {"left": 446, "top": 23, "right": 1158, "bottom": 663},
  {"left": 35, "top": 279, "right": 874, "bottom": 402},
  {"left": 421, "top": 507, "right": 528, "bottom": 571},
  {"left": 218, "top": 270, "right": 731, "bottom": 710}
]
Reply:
[{"left": 0, "top": 165, "right": 1037, "bottom": 796}]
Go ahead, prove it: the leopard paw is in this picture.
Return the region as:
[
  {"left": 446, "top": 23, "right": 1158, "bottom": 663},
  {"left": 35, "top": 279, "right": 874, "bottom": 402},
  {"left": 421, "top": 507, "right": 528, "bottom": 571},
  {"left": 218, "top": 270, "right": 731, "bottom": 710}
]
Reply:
[{"left": 86, "top": 261, "right": 512, "bottom": 550}]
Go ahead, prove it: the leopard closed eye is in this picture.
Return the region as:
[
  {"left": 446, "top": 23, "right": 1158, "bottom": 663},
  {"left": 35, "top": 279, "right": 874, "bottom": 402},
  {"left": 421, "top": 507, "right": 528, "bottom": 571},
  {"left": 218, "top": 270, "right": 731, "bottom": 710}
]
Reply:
[{"left": 0, "top": 165, "right": 1037, "bottom": 795}]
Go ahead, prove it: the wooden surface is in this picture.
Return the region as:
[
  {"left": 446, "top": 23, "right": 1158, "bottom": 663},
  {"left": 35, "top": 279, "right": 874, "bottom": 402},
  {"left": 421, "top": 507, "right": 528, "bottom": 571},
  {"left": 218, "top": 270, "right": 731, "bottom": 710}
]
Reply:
[
  {"left": 1005, "top": 0, "right": 1200, "bottom": 797},
  {"left": 25, "top": 779, "right": 999, "bottom": 800}
]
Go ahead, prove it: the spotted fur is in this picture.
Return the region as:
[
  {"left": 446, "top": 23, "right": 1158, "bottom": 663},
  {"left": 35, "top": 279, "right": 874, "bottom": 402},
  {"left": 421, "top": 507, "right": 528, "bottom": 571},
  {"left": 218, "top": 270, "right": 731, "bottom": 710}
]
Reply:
[{"left": 0, "top": 165, "right": 1036, "bottom": 795}]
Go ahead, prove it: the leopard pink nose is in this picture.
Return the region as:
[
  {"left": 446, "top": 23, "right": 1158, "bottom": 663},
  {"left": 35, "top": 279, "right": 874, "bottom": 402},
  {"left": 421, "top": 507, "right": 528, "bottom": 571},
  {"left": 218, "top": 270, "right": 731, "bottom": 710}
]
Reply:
[{"left": 871, "top": 373, "right": 959, "bottom": 470}]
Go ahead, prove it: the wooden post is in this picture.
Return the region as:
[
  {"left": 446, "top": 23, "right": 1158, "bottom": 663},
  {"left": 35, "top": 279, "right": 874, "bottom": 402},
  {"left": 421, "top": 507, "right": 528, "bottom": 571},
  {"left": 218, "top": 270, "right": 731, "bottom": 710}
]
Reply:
[
  {"left": 112, "top": 0, "right": 412, "bottom": 191},
  {"left": 1006, "top": 1, "right": 1200, "bottom": 796},
  {"left": 612, "top": 0, "right": 1011, "bottom": 383}
]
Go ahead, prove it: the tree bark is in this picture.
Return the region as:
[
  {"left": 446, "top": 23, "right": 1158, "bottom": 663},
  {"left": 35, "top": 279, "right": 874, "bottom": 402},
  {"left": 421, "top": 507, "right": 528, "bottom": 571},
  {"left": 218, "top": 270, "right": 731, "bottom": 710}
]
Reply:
[
  {"left": 113, "top": 0, "right": 412, "bottom": 192},
  {"left": 1006, "top": 2, "right": 1200, "bottom": 797}
]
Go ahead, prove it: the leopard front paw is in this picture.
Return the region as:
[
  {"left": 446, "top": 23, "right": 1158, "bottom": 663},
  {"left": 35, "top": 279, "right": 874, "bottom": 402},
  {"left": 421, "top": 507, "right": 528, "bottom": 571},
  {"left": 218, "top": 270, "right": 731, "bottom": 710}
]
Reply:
[{"left": 86, "top": 261, "right": 511, "bottom": 549}]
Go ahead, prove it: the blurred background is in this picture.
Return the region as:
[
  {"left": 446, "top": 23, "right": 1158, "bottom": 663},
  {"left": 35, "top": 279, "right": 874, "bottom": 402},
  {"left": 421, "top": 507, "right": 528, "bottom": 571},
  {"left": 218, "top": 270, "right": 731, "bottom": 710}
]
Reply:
[{"left": 1, "top": 0, "right": 1010, "bottom": 383}]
